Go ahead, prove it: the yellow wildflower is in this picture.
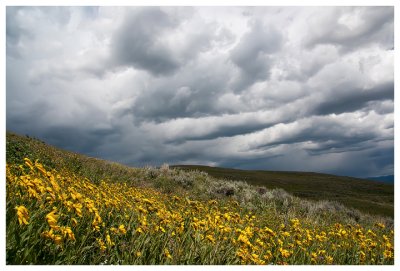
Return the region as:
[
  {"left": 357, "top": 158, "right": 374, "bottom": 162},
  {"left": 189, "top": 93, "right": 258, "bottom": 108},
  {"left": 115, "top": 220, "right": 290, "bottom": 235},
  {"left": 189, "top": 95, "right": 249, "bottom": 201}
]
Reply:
[
  {"left": 263, "top": 226, "right": 275, "bottom": 236},
  {"left": 206, "top": 234, "right": 216, "bottom": 243},
  {"left": 53, "top": 235, "right": 63, "bottom": 245},
  {"left": 256, "top": 239, "right": 264, "bottom": 247},
  {"left": 27, "top": 188, "right": 39, "bottom": 199},
  {"left": 263, "top": 250, "right": 272, "bottom": 261},
  {"left": 106, "top": 234, "right": 114, "bottom": 246},
  {"left": 376, "top": 223, "right": 385, "bottom": 229},
  {"left": 97, "top": 238, "right": 106, "bottom": 251},
  {"left": 72, "top": 203, "right": 83, "bottom": 217},
  {"left": 92, "top": 213, "right": 102, "bottom": 231},
  {"left": 61, "top": 226, "right": 76, "bottom": 241},
  {"left": 383, "top": 250, "right": 393, "bottom": 259},
  {"left": 24, "top": 158, "right": 34, "bottom": 169},
  {"left": 311, "top": 252, "right": 318, "bottom": 264},
  {"left": 238, "top": 234, "right": 251, "bottom": 247},
  {"left": 251, "top": 253, "right": 265, "bottom": 264},
  {"left": 290, "top": 218, "right": 300, "bottom": 227},
  {"left": 71, "top": 218, "right": 78, "bottom": 227},
  {"left": 366, "top": 229, "right": 376, "bottom": 237},
  {"left": 164, "top": 248, "right": 172, "bottom": 259},
  {"left": 360, "top": 251, "right": 366, "bottom": 262},
  {"left": 136, "top": 227, "right": 144, "bottom": 234},
  {"left": 46, "top": 209, "right": 60, "bottom": 230},
  {"left": 41, "top": 229, "right": 55, "bottom": 240},
  {"left": 279, "top": 248, "right": 291, "bottom": 258},
  {"left": 15, "top": 205, "right": 29, "bottom": 226},
  {"left": 118, "top": 224, "right": 127, "bottom": 234}
]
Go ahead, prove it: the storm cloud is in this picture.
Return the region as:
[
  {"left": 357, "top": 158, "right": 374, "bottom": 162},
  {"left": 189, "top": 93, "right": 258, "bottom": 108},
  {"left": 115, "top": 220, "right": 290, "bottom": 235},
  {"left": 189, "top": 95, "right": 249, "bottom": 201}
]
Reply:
[
  {"left": 112, "top": 8, "right": 182, "bottom": 76},
  {"left": 6, "top": 6, "right": 394, "bottom": 178}
]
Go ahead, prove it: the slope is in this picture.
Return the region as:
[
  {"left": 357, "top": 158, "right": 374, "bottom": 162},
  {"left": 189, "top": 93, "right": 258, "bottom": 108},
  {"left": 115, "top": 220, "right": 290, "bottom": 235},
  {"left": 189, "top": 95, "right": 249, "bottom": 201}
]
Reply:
[{"left": 172, "top": 165, "right": 394, "bottom": 218}]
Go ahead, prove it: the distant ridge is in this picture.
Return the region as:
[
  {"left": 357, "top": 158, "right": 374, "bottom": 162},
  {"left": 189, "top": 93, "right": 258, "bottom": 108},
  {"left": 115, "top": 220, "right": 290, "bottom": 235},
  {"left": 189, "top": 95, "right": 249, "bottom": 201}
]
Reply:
[{"left": 367, "top": 175, "right": 394, "bottom": 184}]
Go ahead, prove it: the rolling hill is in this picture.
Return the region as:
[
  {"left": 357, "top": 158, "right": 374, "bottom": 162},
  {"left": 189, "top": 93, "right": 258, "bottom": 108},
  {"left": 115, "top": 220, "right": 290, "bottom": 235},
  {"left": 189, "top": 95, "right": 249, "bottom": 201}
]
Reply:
[
  {"left": 5, "top": 131, "right": 393, "bottom": 218},
  {"left": 5, "top": 131, "right": 394, "bottom": 264},
  {"left": 172, "top": 165, "right": 394, "bottom": 218}
]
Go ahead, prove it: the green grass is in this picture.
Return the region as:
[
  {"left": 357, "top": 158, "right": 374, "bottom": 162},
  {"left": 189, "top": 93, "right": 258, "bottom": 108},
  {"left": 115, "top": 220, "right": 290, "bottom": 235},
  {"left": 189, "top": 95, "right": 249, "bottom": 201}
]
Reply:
[
  {"left": 5, "top": 131, "right": 395, "bottom": 264},
  {"left": 172, "top": 165, "right": 394, "bottom": 218},
  {"left": 6, "top": 131, "right": 394, "bottom": 224}
]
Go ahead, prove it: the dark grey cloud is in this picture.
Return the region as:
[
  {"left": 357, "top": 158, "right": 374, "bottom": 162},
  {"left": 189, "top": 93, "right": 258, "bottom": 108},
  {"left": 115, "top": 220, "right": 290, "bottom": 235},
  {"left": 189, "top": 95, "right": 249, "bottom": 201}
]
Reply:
[
  {"left": 112, "top": 7, "right": 181, "bottom": 76},
  {"left": 129, "top": 58, "right": 234, "bottom": 123},
  {"left": 312, "top": 82, "right": 394, "bottom": 115},
  {"left": 41, "top": 126, "right": 114, "bottom": 155},
  {"left": 111, "top": 7, "right": 220, "bottom": 77},
  {"left": 230, "top": 20, "right": 282, "bottom": 91},
  {"left": 166, "top": 121, "right": 270, "bottom": 144},
  {"left": 248, "top": 115, "right": 381, "bottom": 153},
  {"left": 130, "top": 81, "right": 220, "bottom": 123},
  {"left": 228, "top": 144, "right": 394, "bottom": 178},
  {"left": 6, "top": 6, "right": 394, "bottom": 178}
]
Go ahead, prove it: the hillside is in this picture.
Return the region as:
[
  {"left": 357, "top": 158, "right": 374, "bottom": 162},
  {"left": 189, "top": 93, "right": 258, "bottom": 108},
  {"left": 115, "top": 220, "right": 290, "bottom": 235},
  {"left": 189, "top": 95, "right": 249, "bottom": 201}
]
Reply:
[
  {"left": 5, "top": 131, "right": 394, "bottom": 264},
  {"left": 172, "top": 165, "right": 394, "bottom": 218}
]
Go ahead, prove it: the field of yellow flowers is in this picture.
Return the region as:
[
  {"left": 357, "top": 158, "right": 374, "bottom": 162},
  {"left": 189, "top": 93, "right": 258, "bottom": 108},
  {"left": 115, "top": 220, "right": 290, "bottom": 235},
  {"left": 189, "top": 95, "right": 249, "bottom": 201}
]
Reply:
[{"left": 6, "top": 158, "right": 394, "bottom": 265}]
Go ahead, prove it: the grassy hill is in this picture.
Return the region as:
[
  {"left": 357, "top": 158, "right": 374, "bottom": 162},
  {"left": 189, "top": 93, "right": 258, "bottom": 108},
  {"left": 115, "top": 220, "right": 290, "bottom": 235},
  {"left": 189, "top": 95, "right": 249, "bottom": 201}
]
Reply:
[
  {"left": 5, "top": 131, "right": 394, "bottom": 264},
  {"left": 172, "top": 165, "right": 394, "bottom": 218}
]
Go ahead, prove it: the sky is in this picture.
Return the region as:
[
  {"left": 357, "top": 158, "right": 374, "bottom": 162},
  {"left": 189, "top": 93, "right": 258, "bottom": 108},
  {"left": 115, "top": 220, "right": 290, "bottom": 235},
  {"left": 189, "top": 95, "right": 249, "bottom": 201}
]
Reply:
[{"left": 6, "top": 6, "right": 394, "bottom": 178}]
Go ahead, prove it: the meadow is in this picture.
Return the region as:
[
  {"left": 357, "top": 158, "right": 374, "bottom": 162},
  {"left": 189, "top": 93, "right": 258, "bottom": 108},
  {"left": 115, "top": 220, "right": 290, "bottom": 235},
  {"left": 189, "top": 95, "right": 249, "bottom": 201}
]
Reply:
[{"left": 5, "top": 132, "right": 394, "bottom": 265}]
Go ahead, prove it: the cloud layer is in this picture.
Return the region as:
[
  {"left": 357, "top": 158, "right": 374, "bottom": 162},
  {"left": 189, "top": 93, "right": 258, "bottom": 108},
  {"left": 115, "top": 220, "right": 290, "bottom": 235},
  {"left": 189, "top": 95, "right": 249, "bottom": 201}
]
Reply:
[{"left": 6, "top": 6, "right": 394, "bottom": 178}]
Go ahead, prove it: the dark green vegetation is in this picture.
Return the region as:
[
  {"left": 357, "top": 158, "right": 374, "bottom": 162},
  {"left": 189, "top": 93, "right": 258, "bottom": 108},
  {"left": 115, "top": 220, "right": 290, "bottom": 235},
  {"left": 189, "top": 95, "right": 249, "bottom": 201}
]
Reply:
[{"left": 172, "top": 165, "right": 394, "bottom": 218}]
